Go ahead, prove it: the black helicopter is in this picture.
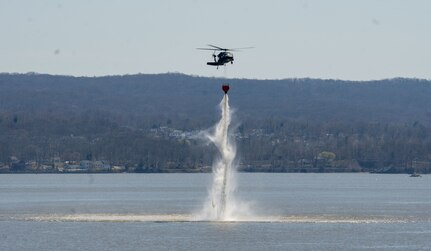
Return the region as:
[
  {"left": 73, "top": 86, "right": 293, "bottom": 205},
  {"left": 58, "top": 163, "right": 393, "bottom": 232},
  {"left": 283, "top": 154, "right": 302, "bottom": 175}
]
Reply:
[{"left": 197, "top": 44, "right": 253, "bottom": 69}]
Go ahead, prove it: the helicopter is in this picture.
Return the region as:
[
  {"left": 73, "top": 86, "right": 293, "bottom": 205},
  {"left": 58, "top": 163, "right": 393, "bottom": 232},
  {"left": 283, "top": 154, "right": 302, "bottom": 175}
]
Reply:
[{"left": 197, "top": 44, "right": 253, "bottom": 69}]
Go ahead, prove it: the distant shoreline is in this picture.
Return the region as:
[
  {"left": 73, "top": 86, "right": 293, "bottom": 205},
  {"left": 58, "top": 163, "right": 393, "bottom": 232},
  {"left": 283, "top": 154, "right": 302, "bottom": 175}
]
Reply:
[{"left": 0, "top": 170, "right": 424, "bottom": 175}]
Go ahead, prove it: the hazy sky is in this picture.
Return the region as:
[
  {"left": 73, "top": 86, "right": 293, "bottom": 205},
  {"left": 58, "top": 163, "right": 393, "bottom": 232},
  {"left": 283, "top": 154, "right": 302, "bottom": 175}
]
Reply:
[{"left": 1, "top": 0, "right": 430, "bottom": 80}]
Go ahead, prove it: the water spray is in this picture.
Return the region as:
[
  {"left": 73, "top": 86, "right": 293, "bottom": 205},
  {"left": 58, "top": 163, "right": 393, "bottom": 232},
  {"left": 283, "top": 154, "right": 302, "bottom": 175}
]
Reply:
[
  {"left": 197, "top": 83, "right": 252, "bottom": 221},
  {"left": 217, "top": 84, "right": 230, "bottom": 218}
]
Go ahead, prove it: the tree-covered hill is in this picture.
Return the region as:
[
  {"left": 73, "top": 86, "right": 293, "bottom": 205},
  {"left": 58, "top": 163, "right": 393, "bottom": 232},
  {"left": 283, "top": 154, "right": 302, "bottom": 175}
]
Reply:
[
  {"left": 1, "top": 73, "right": 431, "bottom": 126},
  {"left": 1, "top": 73, "right": 431, "bottom": 173}
]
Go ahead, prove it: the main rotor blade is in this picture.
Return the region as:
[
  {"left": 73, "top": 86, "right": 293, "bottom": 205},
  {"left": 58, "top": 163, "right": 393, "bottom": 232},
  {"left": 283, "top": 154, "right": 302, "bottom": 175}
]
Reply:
[
  {"left": 207, "top": 44, "right": 226, "bottom": 50},
  {"left": 198, "top": 45, "right": 254, "bottom": 51},
  {"left": 229, "top": 47, "right": 255, "bottom": 50}
]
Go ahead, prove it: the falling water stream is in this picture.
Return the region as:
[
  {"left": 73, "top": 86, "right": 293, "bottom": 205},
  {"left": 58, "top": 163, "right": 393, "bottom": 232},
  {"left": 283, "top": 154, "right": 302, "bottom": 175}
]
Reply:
[
  {"left": 197, "top": 93, "right": 253, "bottom": 221},
  {"left": 211, "top": 94, "right": 232, "bottom": 219}
]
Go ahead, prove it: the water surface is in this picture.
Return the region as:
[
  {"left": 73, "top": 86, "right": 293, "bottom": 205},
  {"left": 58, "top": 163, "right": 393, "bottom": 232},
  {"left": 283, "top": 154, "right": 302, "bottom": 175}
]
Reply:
[{"left": 1, "top": 173, "right": 430, "bottom": 250}]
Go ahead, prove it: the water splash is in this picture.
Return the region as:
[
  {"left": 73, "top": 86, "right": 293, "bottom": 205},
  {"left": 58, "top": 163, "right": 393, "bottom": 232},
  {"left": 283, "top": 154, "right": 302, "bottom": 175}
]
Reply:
[
  {"left": 21, "top": 214, "right": 410, "bottom": 224},
  {"left": 197, "top": 94, "right": 252, "bottom": 221}
]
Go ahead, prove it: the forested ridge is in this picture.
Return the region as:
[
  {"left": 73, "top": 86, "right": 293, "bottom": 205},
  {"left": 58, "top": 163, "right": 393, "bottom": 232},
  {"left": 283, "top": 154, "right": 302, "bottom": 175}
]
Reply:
[{"left": 1, "top": 73, "right": 431, "bottom": 173}]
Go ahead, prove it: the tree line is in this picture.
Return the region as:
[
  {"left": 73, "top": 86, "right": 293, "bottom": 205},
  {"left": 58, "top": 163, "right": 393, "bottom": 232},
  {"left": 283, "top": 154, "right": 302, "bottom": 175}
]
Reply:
[{"left": 1, "top": 73, "right": 431, "bottom": 173}]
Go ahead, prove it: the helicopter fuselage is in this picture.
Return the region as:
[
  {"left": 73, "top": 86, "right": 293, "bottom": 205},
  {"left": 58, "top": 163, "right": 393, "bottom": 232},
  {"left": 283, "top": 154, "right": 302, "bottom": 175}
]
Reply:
[
  {"left": 198, "top": 44, "right": 252, "bottom": 68},
  {"left": 207, "top": 51, "right": 234, "bottom": 66}
]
